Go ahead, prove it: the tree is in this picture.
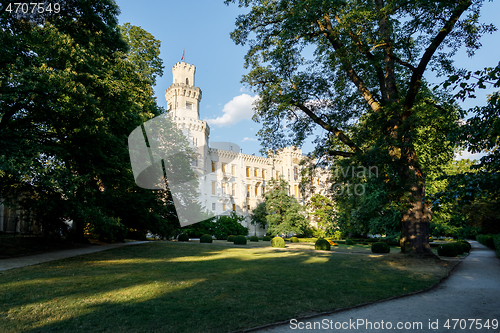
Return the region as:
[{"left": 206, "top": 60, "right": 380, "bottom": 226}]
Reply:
[
  {"left": 250, "top": 202, "right": 267, "bottom": 231},
  {"left": 0, "top": 2, "right": 184, "bottom": 241},
  {"left": 264, "top": 177, "right": 308, "bottom": 236},
  {"left": 225, "top": 0, "right": 495, "bottom": 255},
  {"left": 308, "top": 194, "right": 335, "bottom": 237}
]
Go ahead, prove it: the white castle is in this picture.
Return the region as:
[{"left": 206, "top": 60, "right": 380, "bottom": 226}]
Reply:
[{"left": 165, "top": 62, "right": 327, "bottom": 235}]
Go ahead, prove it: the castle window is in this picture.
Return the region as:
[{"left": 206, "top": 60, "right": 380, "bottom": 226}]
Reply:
[
  {"left": 276, "top": 171, "right": 280, "bottom": 179},
  {"left": 232, "top": 165, "right": 235, "bottom": 175},
  {"left": 212, "top": 203, "right": 216, "bottom": 211},
  {"left": 212, "top": 182, "right": 216, "bottom": 195},
  {"left": 192, "top": 156, "right": 198, "bottom": 167},
  {"left": 262, "top": 185, "right": 265, "bottom": 193},
  {"left": 254, "top": 168, "right": 258, "bottom": 177},
  {"left": 247, "top": 205, "right": 250, "bottom": 210},
  {"left": 222, "top": 183, "right": 226, "bottom": 195},
  {"left": 294, "top": 167, "right": 298, "bottom": 181},
  {"left": 212, "top": 161, "right": 216, "bottom": 172},
  {"left": 262, "top": 169, "right": 266, "bottom": 179},
  {"left": 255, "top": 186, "right": 258, "bottom": 196},
  {"left": 222, "top": 163, "right": 226, "bottom": 173},
  {"left": 232, "top": 204, "right": 236, "bottom": 212},
  {"left": 246, "top": 167, "right": 250, "bottom": 177},
  {"left": 232, "top": 184, "right": 235, "bottom": 196},
  {"left": 246, "top": 185, "right": 250, "bottom": 197},
  {"left": 186, "top": 102, "right": 192, "bottom": 109},
  {"left": 223, "top": 204, "right": 226, "bottom": 211},
  {"left": 294, "top": 185, "right": 298, "bottom": 197},
  {"left": 186, "top": 78, "right": 189, "bottom": 85}
]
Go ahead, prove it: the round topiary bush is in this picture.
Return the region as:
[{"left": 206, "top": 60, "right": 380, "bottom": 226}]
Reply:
[
  {"left": 178, "top": 234, "right": 189, "bottom": 242},
  {"left": 249, "top": 236, "right": 259, "bottom": 242},
  {"left": 200, "top": 234, "right": 213, "bottom": 243},
  {"left": 290, "top": 236, "right": 299, "bottom": 243},
  {"left": 227, "top": 235, "right": 236, "bottom": 242},
  {"left": 233, "top": 235, "right": 247, "bottom": 245},
  {"left": 262, "top": 236, "right": 272, "bottom": 241},
  {"left": 315, "top": 238, "right": 331, "bottom": 251},
  {"left": 345, "top": 239, "right": 354, "bottom": 245},
  {"left": 271, "top": 236, "right": 285, "bottom": 248},
  {"left": 371, "top": 242, "right": 390, "bottom": 253},
  {"left": 438, "top": 243, "right": 461, "bottom": 257}
]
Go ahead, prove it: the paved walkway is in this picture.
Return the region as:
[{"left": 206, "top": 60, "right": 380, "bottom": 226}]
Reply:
[
  {"left": 250, "top": 241, "right": 500, "bottom": 333},
  {"left": 0, "top": 241, "right": 149, "bottom": 271}
]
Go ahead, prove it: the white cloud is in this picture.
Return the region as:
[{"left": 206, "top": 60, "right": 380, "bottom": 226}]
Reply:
[
  {"left": 454, "top": 150, "right": 486, "bottom": 161},
  {"left": 242, "top": 137, "right": 258, "bottom": 142},
  {"left": 205, "top": 94, "right": 259, "bottom": 127}
]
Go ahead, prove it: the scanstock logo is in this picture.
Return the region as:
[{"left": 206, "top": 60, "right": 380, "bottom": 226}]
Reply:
[{"left": 128, "top": 111, "right": 238, "bottom": 227}]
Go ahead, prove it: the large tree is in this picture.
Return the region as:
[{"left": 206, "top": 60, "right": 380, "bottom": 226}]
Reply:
[{"left": 225, "top": 0, "right": 495, "bottom": 254}]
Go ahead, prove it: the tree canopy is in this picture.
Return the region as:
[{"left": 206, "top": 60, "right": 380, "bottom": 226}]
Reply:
[{"left": 225, "top": 0, "right": 496, "bottom": 254}]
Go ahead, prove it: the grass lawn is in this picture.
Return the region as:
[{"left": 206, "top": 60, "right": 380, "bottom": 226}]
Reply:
[{"left": 0, "top": 241, "right": 453, "bottom": 332}]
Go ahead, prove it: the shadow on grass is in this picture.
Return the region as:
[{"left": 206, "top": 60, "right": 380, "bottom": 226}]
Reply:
[{"left": 0, "top": 242, "right": 450, "bottom": 333}]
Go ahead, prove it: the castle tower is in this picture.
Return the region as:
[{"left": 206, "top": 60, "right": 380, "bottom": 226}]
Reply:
[{"left": 165, "top": 61, "right": 203, "bottom": 120}]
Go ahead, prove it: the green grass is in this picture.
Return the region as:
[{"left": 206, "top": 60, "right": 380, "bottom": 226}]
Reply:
[{"left": 0, "top": 242, "right": 452, "bottom": 333}]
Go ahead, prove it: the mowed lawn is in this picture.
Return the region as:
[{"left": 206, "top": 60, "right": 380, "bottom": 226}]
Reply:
[{"left": 1, "top": 242, "right": 452, "bottom": 333}]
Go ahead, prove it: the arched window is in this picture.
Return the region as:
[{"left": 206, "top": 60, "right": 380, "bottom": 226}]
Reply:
[{"left": 186, "top": 78, "right": 189, "bottom": 85}]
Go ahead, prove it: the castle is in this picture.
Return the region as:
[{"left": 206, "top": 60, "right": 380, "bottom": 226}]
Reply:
[{"left": 165, "top": 62, "right": 327, "bottom": 235}]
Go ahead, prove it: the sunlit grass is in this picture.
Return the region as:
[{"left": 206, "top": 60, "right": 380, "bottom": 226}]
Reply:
[{"left": 0, "top": 242, "right": 452, "bottom": 332}]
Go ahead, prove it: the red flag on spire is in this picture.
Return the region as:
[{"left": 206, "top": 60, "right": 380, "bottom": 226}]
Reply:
[{"left": 181, "top": 48, "right": 185, "bottom": 61}]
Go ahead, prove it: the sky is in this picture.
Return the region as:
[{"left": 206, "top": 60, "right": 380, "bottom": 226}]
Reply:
[{"left": 115, "top": 0, "right": 499, "bottom": 161}]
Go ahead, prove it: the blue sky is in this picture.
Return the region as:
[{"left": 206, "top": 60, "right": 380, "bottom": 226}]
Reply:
[{"left": 116, "top": 0, "right": 499, "bottom": 160}]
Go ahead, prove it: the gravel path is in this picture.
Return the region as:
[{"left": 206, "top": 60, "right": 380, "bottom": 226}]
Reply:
[{"left": 248, "top": 241, "right": 500, "bottom": 333}]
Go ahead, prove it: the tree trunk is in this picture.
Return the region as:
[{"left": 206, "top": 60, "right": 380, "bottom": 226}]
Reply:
[{"left": 400, "top": 170, "right": 435, "bottom": 256}]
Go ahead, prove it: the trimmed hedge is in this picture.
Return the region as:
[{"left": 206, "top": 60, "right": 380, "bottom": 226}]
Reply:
[
  {"left": 459, "top": 240, "right": 471, "bottom": 253},
  {"left": 227, "top": 235, "right": 236, "bottom": 242},
  {"left": 249, "top": 236, "right": 259, "bottom": 242},
  {"left": 233, "top": 235, "right": 247, "bottom": 245},
  {"left": 494, "top": 235, "right": 500, "bottom": 259},
  {"left": 271, "top": 236, "right": 285, "bottom": 248},
  {"left": 178, "top": 234, "right": 189, "bottom": 242},
  {"left": 262, "top": 236, "right": 272, "bottom": 241},
  {"left": 477, "top": 234, "right": 495, "bottom": 248},
  {"left": 371, "top": 242, "right": 390, "bottom": 253},
  {"left": 290, "top": 236, "right": 299, "bottom": 243},
  {"left": 437, "top": 243, "right": 463, "bottom": 257},
  {"left": 315, "top": 238, "right": 331, "bottom": 251},
  {"left": 345, "top": 239, "right": 354, "bottom": 245},
  {"left": 200, "top": 234, "right": 213, "bottom": 243}
]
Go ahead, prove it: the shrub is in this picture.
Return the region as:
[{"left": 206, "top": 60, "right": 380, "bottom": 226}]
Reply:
[
  {"left": 345, "top": 239, "right": 354, "bottom": 245},
  {"left": 211, "top": 213, "right": 249, "bottom": 240},
  {"left": 333, "top": 230, "right": 343, "bottom": 240},
  {"left": 262, "top": 236, "right": 272, "bottom": 241},
  {"left": 315, "top": 238, "right": 331, "bottom": 251},
  {"left": 494, "top": 235, "right": 500, "bottom": 259},
  {"left": 227, "top": 235, "right": 236, "bottom": 242},
  {"left": 178, "top": 233, "right": 189, "bottom": 242},
  {"left": 477, "top": 234, "right": 495, "bottom": 248},
  {"left": 249, "top": 236, "right": 259, "bottom": 242},
  {"left": 200, "top": 234, "right": 213, "bottom": 243},
  {"left": 271, "top": 236, "right": 285, "bottom": 248},
  {"left": 459, "top": 241, "right": 471, "bottom": 253},
  {"left": 290, "top": 236, "right": 299, "bottom": 243},
  {"left": 438, "top": 243, "right": 462, "bottom": 257},
  {"left": 234, "top": 235, "right": 247, "bottom": 245},
  {"left": 371, "top": 242, "right": 390, "bottom": 253}
]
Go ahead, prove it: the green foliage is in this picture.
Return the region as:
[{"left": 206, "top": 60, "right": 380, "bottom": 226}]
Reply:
[
  {"left": 225, "top": 0, "right": 493, "bottom": 255},
  {"left": 308, "top": 194, "right": 335, "bottom": 237},
  {"left": 493, "top": 235, "right": 500, "bottom": 259},
  {"left": 87, "top": 217, "right": 127, "bottom": 243},
  {"left": 251, "top": 202, "right": 267, "bottom": 229},
  {"left": 271, "top": 236, "right": 285, "bottom": 248},
  {"left": 333, "top": 230, "right": 343, "bottom": 241},
  {"left": 233, "top": 235, "right": 247, "bottom": 245},
  {"left": 290, "top": 236, "right": 299, "bottom": 243},
  {"left": 459, "top": 241, "right": 471, "bottom": 253},
  {"left": 437, "top": 243, "right": 463, "bottom": 257},
  {"left": 249, "top": 236, "right": 259, "bottom": 242},
  {"left": 181, "top": 213, "right": 248, "bottom": 239},
  {"left": 314, "top": 238, "right": 331, "bottom": 251},
  {"left": 345, "top": 239, "right": 354, "bottom": 246},
  {"left": 227, "top": 235, "right": 236, "bottom": 242},
  {"left": 477, "top": 234, "right": 495, "bottom": 249},
  {"left": 371, "top": 242, "right": 390, "bottom": 254},
  {"left": 262, "top": 236, "right": 272, "bottom": 241},
  {"left": 200, "top": 234, "right": 213, "bottom": 243},
  {"left": 264, "top": 177, "right": 309, "bottom": 236},
  {"left": 178, "top": 234, "right": 189, "bottom": 242}
]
